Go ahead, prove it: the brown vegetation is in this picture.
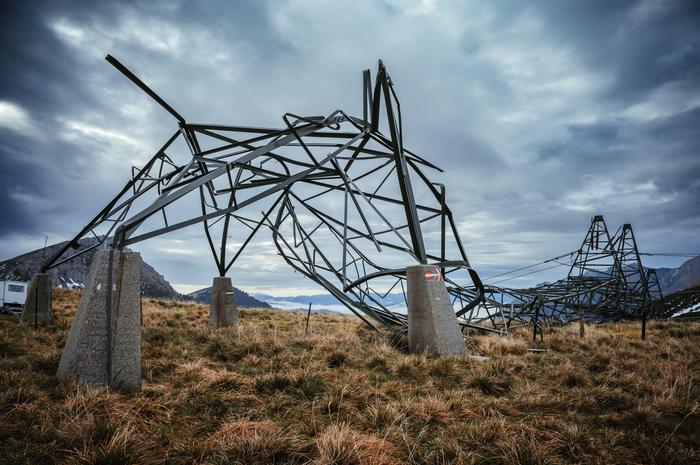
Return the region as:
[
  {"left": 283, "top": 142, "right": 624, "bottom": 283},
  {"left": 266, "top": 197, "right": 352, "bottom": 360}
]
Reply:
[{"left": 1, "top": 288, "right": 698, "bottom": 464}]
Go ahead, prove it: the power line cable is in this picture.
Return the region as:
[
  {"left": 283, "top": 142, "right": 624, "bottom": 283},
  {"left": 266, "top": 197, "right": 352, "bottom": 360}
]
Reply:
[
  {"left": 639, "top": 252, "right": 699, "bottom": 257},
  {"left": 488, "top": 262, "right": 570, "bottom": 285},
  {"left": 482, "top": 251, "right": 577, "bottom": 281}
]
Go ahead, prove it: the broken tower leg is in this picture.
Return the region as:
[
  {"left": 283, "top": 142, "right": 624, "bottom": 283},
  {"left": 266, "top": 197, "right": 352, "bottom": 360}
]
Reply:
[
  {"left": 407, "top": 265, "right": 466, "bottom": 356},
  {"left": 209, "top": 276, "right": 238, "bottom": 327},
  {"left": 57, "top": 250, "right": 142, "bottom": 390}
]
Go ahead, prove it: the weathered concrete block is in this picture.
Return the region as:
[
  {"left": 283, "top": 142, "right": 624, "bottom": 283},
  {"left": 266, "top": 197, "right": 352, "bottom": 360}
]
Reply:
[
  {"left": 209, "top": 276, "right": 238, "bottom": 327},
  {"left": 407, "top": 265, "right": 466, "bottom": 356},
  {"left": 21, "top": 273, "right": 52, "bottom": 325},
  {"left": 57, "top": 250, "right": 142, "bottom": 390}
]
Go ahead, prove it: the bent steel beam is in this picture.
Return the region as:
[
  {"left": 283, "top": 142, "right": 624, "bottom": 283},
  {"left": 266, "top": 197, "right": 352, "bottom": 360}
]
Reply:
[{"left": 42, "top": 56, "right": 485, "bottom": 329}]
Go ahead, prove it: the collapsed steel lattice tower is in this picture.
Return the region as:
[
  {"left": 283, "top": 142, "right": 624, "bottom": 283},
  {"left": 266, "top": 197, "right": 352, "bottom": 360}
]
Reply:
[
  {"left": 41, "top": 56, "right": 484, "bottom": 329},
  {"left": 39, "top": 56, "right": 662, "bottom": 333},
  {"left": 462, "top": 215, "right": 664, "bottom": 333}
]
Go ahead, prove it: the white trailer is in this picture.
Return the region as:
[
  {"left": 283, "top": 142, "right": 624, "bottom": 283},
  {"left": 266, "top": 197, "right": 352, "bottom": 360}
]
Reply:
[{"left": 1, "top": 280, "right": 28, "bottom": 315}]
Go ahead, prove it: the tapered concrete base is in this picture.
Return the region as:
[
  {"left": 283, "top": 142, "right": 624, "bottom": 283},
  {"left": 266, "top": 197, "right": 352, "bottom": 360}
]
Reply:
[
  {"left": 21, "top": 273, "right": 52, "bottom": 325},
  {"left": 209, "top": 276, "right": 238, "bottom": 327},
  {"left": 407, "top": 265, "right": 466, "bottom": 356},
  {"left": 57, "top": 250, "right": 142, "bottom": 391}
]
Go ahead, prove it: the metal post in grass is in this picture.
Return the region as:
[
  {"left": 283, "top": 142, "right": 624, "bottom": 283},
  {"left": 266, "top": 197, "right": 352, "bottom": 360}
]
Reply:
[
  {"left": 641, "top": 305, "right": 648, "bottom": 340},
  {"left": 305, "top": 302, "right": 312, "bottom": 336}
]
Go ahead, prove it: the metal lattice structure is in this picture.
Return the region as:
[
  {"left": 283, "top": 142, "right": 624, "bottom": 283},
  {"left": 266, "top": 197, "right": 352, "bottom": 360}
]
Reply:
[
  {"left": 460, "top": 215, "right": 665, "bottom": 334},
  {"left": 41, "top": 56, "right": 484, "bottom": 329},
  {"left": 41, "top": 56, "right": 666, "bottom": 333}
]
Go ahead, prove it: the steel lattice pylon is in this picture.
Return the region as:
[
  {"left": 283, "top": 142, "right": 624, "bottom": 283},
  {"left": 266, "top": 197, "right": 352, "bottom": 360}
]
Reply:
[
  {"left": 41, "top": 56, "right": 663, "bottom": 333},
  {"left": 461, "top": 215, "right": 665, "bottom": 334},
  {"left": 41, "top": 56, "right": 484, "bottom": 329}
]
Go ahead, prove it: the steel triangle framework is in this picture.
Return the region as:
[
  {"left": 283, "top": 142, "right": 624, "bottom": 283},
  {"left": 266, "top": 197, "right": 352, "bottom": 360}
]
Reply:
[{"left": 41, "top": 56, "right": 665, "bottom": 332}]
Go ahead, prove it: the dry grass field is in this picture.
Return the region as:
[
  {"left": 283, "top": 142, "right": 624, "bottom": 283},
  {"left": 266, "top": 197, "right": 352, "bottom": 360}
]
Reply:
[{"left": 1, "top": 288, "right": 698, "bottom": 464}]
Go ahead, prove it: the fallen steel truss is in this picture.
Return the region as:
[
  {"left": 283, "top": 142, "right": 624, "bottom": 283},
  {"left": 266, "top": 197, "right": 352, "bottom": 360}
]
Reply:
[
  {"left": 41, "top": 56, "right": 663, "bottom": 333},
  {"left": 461, "top": 215, "right": 665, "bottom": 333},
  {"left": 41, "top": 56, "right": 484, "bottom": 329}
]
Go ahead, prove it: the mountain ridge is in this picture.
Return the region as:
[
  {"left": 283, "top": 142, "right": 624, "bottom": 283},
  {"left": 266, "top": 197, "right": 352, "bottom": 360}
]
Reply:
[
  {"left": 651, "top": 256, "right": 700, "bottom": 294},
  {"left": 0, "top": 238, "right": 268, "bottom": 307},
  {"left": 0, "top": 237, "right": 181, "bottom": 299},
  {"left": 187, "top": 286, "right": 270, "bottom": 308}
]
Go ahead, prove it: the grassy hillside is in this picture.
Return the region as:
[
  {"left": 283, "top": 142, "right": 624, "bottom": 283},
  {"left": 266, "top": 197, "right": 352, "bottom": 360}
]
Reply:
[{"left": 1, "top": 289, "right": 698, "bottom": 464}]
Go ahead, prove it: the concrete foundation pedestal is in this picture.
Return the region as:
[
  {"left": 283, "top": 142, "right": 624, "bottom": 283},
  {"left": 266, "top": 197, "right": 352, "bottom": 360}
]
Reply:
[
  {"left": 209, "top": 276, "right": 238, "bottom": 327},
  {"left": 407, "top": 265, "right": 466, "bottom": 356},
  {"left": 21, "top": 273, "right": 52, "bottom": 325},
  {"left": 57, "top": 250, "right": 142, "bottom": 391}
]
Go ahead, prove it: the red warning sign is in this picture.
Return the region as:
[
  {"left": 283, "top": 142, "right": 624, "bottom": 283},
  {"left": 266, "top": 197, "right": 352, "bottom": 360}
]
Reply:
[{"left": 424, "top": 267, "right": 443, "bottom": 282}]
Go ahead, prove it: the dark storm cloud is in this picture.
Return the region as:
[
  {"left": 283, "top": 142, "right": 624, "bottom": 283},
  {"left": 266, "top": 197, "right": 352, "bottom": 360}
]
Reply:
[
  {"left": 0, "top": 0, "right": 288, "bottom": 235},
  {"left": 0, "top": 141, "right": 40, "bottom": 235},
  {"left": 512, "top": 0, "right": 700, "bottom": 102},
  {"left": 0, "top": 1, "right": 106, "bottom": 118},
  {"left": 0, "top": 1, "right": 126, "bottom": 237},
  {"left": 0, "top": 0, "right": 698, "bottom": 291}
]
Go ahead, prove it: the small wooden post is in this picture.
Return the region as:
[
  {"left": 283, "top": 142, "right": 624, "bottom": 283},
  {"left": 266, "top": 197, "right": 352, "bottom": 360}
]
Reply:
[{"left": 532, "top": 305, "right": 539, "bottom": 342}]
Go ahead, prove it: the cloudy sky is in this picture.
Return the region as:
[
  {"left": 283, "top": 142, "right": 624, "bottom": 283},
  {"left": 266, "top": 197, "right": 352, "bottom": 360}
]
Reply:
[{"left": 1, "top": 0, "right": 698, "bottom": 295}]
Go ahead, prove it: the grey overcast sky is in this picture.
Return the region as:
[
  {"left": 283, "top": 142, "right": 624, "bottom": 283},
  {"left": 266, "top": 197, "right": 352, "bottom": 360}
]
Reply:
[{"left": 1, "top": 0, "right": 699, "bottom": 295}]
